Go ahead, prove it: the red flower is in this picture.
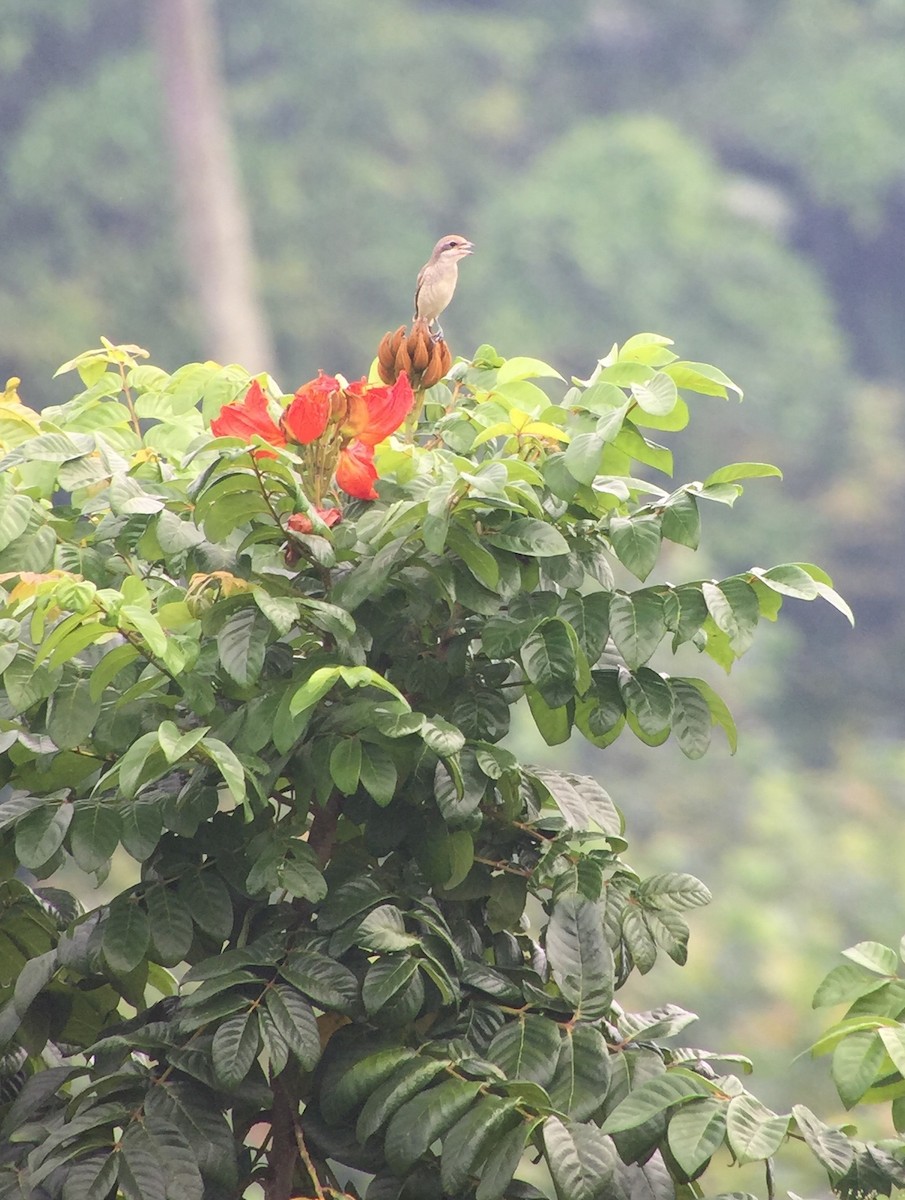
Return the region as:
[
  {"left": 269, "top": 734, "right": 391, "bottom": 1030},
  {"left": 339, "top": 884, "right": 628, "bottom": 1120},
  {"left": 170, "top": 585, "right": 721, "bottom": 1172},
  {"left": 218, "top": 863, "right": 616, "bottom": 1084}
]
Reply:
[
  {"left": 343, "top": 373, "right": 414, "bottom": 446},
  {"left": 287, "top": 507, "right": 342, "bottom": 534},
  {"left": 211, "top": 381, "right": 286, "bottom": 457},
  {"left": 336, "top": 440, "right": 378, "bottom": 500},
  {"left": 281, "top": 374, "right": 337, "bottom": 444}
]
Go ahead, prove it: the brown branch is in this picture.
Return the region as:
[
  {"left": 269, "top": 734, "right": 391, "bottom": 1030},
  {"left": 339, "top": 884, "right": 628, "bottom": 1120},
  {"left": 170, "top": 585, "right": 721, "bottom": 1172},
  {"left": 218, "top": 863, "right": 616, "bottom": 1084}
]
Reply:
[
  {"left": 293, "top": 1121, "right": 327, "bottom": 1200},
  {"left": 265, "top": 1070, "right": 300, "bottom": 1200}
]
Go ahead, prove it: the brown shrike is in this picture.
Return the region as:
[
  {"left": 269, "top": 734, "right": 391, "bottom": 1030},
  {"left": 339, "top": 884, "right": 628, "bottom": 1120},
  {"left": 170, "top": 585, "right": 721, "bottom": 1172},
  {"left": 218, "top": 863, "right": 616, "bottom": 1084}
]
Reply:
[{"left": 413, "top": 234, "right": 474, "bottom": 337}]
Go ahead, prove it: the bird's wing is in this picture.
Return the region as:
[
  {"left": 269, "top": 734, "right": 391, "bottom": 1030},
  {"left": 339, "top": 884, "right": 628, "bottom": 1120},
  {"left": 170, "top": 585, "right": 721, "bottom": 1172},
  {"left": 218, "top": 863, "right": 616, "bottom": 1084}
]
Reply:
[{"left": 413, "top": 265, "right": 427, "bottom": 319}]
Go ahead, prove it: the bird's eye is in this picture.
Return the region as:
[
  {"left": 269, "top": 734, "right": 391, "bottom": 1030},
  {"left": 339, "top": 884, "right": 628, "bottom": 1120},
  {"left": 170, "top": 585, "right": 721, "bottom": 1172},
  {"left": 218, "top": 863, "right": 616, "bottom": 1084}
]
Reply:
[{"left": 445, "top": 240, "right": 457, "bottom": 249}]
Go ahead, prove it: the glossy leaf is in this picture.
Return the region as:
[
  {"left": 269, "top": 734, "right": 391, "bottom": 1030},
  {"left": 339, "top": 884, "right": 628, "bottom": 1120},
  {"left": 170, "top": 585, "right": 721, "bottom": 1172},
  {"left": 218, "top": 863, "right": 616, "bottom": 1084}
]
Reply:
[
  {"left": 210, "top": 1009, "right": 260, "bottom": 1090},
  {"left": 601, "top": 1071, "right": 711, "bottom": 1133},
  {"left": 608, "top": 591, "right": 666, "bottom": 668},
  {"left": 667, "top": 1098, "right": 727, "bottom": 1175},
  {"left": 725, "top": 1093, "right": 790, "bottom": 1163},
  {"left": 265, "top": 983, "right": 321, "bottom": 1069},
  {"left": 546, "top": 894, "right": 613, "bottom": 1019},
  {"left": 384, "top": 1078, "right": 483, "bottom": 1174},
  {"left": 543, "top": 1115, "right": 618, "bottom": 1200}
]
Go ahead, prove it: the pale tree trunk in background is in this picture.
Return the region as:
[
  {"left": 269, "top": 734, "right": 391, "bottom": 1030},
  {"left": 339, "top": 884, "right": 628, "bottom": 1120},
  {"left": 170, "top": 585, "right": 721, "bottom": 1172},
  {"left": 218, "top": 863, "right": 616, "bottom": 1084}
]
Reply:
[{"left": 150, "top": 0, "right": 275, "bottom": 371}]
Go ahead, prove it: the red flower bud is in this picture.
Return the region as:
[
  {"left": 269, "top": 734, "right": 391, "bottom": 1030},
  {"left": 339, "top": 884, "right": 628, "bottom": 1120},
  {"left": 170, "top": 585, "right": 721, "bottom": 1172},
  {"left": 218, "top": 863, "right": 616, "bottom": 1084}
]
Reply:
[{"left": 287, "top": 507, "right": 342, "bottom": 534}]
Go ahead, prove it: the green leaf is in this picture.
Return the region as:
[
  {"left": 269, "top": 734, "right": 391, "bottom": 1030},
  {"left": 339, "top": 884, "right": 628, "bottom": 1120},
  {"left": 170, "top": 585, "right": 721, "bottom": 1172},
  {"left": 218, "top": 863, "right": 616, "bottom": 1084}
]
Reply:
[
  {"left": 704, "top": 462, "right": 781, "bottom": 486},
  {"left": 449, "top": 689, "right": 511, "bottom": 743},
  {"left": 813, "top": 963, "right": 890, "bottom": 1009},
  {"left": 217, "top": 607, "right": 268, "bottom": 687},
  {"left": 448, "top": 523, "right": 500, "bottom": 589},
  {"left": 145, "top": 1080, "right": 237, "bottom": 1189},
  {"left": 120, "top": 800, "right": 164, "bottom": 861},
  {"left": 198, "top": 736, "right": 246, "bottom": 806},
  {"left": 487, "top": 873, "right": 528, "bottom": 933},
  {"left": 703, "top": 577, "right": 759, "bottom": 655},
  {"left": 179, "top": 869, "right": 233, "bottom": 941},
  {"left": 421, "top": 716, "right": 466, "bottom": 756},
  {"left": 68, "top": 803, "right": 121, "bottom": 873},
  {"left": 497, "top": 356, "right": 564, "bottom": 384},
  {"left": 357, "top": 1055, "right": 450, "bottom": 1141},
  {"left": 384, "top": 1078, "right": 483, "bottom": 1174},
  {"left": 631, "top": 371, "right": 678, "bottom": 416},
  {"left": 546, "top": 894, "right": 613, "bottom": 1019},
  {"left": 60, "top": 1153, "right": 119, "bottom": 1200},
  {"left": 265, "top": 983, "right": 321, "bottom": 1069},
  {"left": 525, "top": 684, "right": 572, "bottom": 746},
  {"left": 280, "top": 948, "right": 359, "bottom": 1012},
  {"left": 549, "top": 1024, "right": 611, "bottom": 1120},
  {"left": 487, "top": 1015, "right": 562, "bottom": 1085},
  {"left": 878, "top": 1025, "right": 905, "bottom": 1077},
  {"left": 119, "top": 605, "right": 168, "bottom": 657},
  {"left": 669, "top": 679, "right": 713, "bottom": 759},
  {"left": 664, "top": 360, "right": 743, "bottom": 399},
  {"left": 212, "top": 1009, "right": 260, "bottom": 1089},
  {"left": 667, "top": 1098, "right": 727, "bottom": 1175},
  {"left": 330, "top": 738, "right": 362, "bottom": 795},
  {"left": 0, "top": 493, "right": 33, "bottom": 552},
  {"left": 288, "top": 666, "right": 341, "bottom": 716},
  {"left": 608, "top": 590, "right": 666, "bottom": 669},
  {"left": 753, "top": 563, "right": 820, "bottom": 599},
  {"left": 363, "top": 955, "right": 420, "bottom": 1016},
  {"left": 359, "top": 741, "right": 398, "bottom": 806},
  {"left": 145, "top": 1118, "right": 205, "bottom": 1200},
  {"left": 543, "top": 1115, "right": 618, "bottom": 1200},
  {"left": 521, "top": 618, "right": 578, "bottom": 709},
  {"left": 474, "top": 1124, "right": 530, "bottom": 1200},
  {"left": 678, "top": 677, "right": 737, "bottom": 753},
  {"left": 843, "top": 941, "right": 899, "bottom": 975},
  {"left": 145, "top": 886, "right": 194, "bottom": 967},
  {"left": 619, "top": 667, "right": 673, "bottom": 736},
  {"left": 725, "top": 1094, "right": 790, "bottom": 1163},
  {"left": 15, "top": 802, "right": 74, "bottom": 869},
  {"left": 441, "top": 1095, "right": 521, "bottom": 1195},
  {"left": 791, "top": 1105, "right": 855, "bottom": 1180},
  {"left": 558, "top": 591, "right": 610, "bottom": 663},
  {"left": 639, "top": 872, "right": 711, "bottom": 910},
  {"left": 661, "top": 491, "right": 701, "bottom": 550},
  {"left": 156, "top": 720, "right": 209, "bottom": 765},
  {"left": 4, "top": 657, "right": 61, "bottom": 715},
  {"left": 45, "top": 673, "right": 101, "bottom": 748},
  {"left": 601, "top": 1071, "right": 711, "bottom": 1133},
  {"left": 253, "top": 589, "right": 301, "bottom": 635},
  {"left": 831, "top": 1029, "right": 886, "bottom": 1107},
  {"left": 564, "top": 432, "right": 607, "bottom": 485},
  {"left": 486, "top": 518, "right": 569, "bottom": 557},
  {"left": 118, "top": 1124, "right": 168, "bottom": 1200},
  {"left": 609, "top": 515, "right": 662, "bottom": 581},
  {"left": 357, "top": 904, "right": 419, "bottom": 951},
  {"left": 103, "top": 896, "right": 151, "bottom": 974},
  {"left": 89, "top": 642, "right": 141, "bottom": 701}
]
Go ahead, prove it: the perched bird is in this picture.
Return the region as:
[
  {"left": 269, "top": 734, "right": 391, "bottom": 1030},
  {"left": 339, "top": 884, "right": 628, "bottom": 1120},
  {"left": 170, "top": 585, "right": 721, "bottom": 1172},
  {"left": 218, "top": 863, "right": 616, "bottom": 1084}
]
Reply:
[{"left": 413, "top": 234, "right": 474, "bottom": 338}]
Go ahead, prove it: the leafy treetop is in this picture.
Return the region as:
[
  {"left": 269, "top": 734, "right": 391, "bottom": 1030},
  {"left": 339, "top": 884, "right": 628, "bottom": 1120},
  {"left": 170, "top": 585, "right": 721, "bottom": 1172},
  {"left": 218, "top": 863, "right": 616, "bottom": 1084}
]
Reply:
[{"left": 0, "top": 332, "right": 882, "bottom": 1200}]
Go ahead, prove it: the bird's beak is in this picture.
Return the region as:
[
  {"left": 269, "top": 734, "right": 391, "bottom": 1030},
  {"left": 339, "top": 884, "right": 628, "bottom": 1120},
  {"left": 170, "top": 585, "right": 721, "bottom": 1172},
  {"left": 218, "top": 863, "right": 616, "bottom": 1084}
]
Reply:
[{"left": 461, "top": 241, "right": 475, "bottom": 255}]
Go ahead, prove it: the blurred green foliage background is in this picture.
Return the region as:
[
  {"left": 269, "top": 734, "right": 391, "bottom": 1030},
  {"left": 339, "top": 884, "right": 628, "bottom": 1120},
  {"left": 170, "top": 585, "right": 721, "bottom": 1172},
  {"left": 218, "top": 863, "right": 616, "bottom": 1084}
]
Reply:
[{"left": 4, "top": 0, "right": 905, "bottom": 1163}]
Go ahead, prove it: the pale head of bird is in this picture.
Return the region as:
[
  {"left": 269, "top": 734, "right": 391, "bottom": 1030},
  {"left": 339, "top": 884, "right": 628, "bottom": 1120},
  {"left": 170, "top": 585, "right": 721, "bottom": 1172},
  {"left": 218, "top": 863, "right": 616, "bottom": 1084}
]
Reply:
[{"left": 430, "top": 234, "right": 474, "bottom": 263}]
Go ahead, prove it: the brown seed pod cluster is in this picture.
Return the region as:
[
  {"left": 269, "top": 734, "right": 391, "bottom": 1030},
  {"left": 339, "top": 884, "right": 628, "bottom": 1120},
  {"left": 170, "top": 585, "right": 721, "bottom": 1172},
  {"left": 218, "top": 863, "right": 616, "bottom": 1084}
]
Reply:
[{"left": 377, "top": 319, "right": 452, "bottom": 391}]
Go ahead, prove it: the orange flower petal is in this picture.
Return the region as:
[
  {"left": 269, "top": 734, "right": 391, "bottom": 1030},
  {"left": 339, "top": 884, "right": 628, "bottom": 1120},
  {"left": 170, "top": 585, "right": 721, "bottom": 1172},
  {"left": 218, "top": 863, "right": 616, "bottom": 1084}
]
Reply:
[
  {"left": 211, "top": 380, "right": 286, "bottom": 457},
  {"left": 336, "top": 441, "right": 378, "bottom": 500}
]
